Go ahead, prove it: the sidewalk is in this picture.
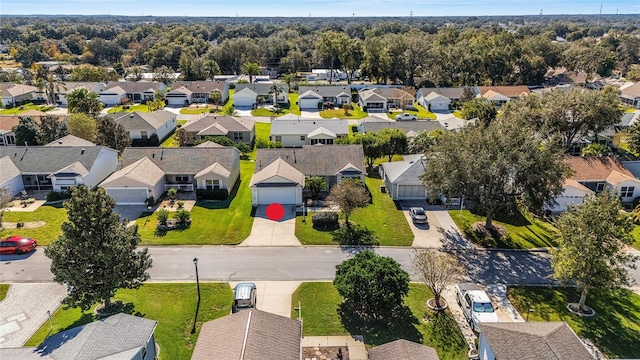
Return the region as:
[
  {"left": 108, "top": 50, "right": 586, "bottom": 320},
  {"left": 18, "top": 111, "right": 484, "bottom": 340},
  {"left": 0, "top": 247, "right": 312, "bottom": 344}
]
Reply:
[
  {"left": 0, "top": 283, "right": 66, "bottom": 347},
  {"left": 485, "top": 284, "right": 525, "bottom": 322}
]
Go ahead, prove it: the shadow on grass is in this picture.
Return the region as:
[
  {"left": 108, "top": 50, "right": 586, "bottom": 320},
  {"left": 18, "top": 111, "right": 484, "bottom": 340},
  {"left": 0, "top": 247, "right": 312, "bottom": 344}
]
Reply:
[
  {"left": 338, "top": 303, "right": 421, "bottom": 346},
  {"left": 333, "top": 224, "right": 379, "bottom": 246},
  {"left": 424, "top": 311, "right": 468, "bottom": 352}
]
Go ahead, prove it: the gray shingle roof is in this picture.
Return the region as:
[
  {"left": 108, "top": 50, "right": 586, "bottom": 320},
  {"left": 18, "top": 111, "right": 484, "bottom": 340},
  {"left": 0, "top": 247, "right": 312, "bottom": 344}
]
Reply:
[
  {"left": 359, "top": 87, "right": 414, "bottom": 101},
  {"left": 0, "top": 146, "right": 115, "bottom": 174},
  {"left": 298, "top": 85, "right": 351, "bottom": 98},
  {"left": 359, "top": 120, "right": 446, "bottom": 135},
  {"left": 254, "top": 145, "right": 366, "bottom": 176},
  {"left": 168, "top": 80, "right": 225, "bottom": 94},
  {"left": 120, "top": 147, "right": 239, "bottom": 175},
  {"left": 0, "top": 156, "right": 21, "bottom": 184},
  {"left": 419, "top": 87, "right": 473, "bottom": 100},
  {"left": 235, "top": 83, "right": 289, "bottom": 96},
  {"left": 104, "top": 81, "right": 164, "bottom": 93},
  {"left": 368, "top": 339, "right": 439, "bottom": 360},
  {"left": 250, "top": 158, "right": 305, "bottom": 186},
  {"left": 191, "top": 309, "right": 301, "bottom": 360},
  {"left": 380, "top": 156, "right": 426, "bottom": 183},
  {"left": 46, "top": 134, "right": 96, "bottom": 147},
  {"left": 271, "top": 119, "right": 349, "bottom": 136},
  {"left": 108, "top": 110, "right": 175, "bottom": 131},
  {"left": 26, "top": 313, "right": 157, "bottom": 360},
  {"left": 620, "top": 111, "right": 640, "bottom": 127},
  {"left": 480, "top": 322, "right": 595, "bottom": 360},
  {"left": 182, "top": 115, "right": 254, "bottom": 133}
]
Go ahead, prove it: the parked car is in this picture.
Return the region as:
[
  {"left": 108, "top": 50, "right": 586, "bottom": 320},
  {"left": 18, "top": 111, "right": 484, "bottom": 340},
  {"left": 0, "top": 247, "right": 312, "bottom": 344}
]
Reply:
[
  {"left": 409, "top": 207, "right": 428, "bottom": 224},
  {"left": 232, "top": 282, "right": 257, "bottom": 313},
  {"left": 395, "top": 112, "right": 417, "bottom": 121},
  {"left": 455, "top": 283, "right": 499, "bottom": 332},
  {"left": 0, "top": 236, "right": 38, "bottom": 255}
]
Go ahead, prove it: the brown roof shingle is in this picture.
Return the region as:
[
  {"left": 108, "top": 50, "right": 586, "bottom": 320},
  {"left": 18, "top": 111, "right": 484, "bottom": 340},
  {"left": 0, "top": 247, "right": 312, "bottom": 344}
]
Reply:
[
  {"left": 477, "top": 85, "right": 530, "bottom": 98},
  {"left": 368, "top": 339, "right": 439, "bottom": 360},
  {"left": 254, "top": 145, "right": 366, "bottom": 177},
  {"left": 564, "top": 156, "right": 635, "bottom": 181}
]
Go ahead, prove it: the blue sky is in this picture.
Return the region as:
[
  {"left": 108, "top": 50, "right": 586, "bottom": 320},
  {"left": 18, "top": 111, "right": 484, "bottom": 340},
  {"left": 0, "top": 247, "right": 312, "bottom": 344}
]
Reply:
[{"left": 2, "top": 0, "right": 638, "bottom": 17}]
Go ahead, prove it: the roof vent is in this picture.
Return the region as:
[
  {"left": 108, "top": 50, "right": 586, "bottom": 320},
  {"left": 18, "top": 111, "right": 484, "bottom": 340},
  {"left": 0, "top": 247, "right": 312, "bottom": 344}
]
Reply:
[
  {"left": 152, "top": 153, "right": 155, "bottom": 158},
  {"left": 58, "top": 140, "right": 63, "bottom": 144},
  {"left": 81, "top": 148, "right": 85, "bottom": 155},
  {"left": 130, "top": 114, "right": 134, "bottom": 118}
]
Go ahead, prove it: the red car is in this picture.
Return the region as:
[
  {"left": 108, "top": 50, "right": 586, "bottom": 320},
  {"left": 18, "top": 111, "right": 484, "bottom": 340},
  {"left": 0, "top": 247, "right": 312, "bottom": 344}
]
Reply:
[{"left": 0, "top": 236, "right": 38, "bottom": 255}]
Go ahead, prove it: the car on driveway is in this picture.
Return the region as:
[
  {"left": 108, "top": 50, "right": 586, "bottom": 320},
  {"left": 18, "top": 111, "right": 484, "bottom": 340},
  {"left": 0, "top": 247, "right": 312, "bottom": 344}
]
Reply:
[
  {"left": 409, "top": 207, "right": 428, "bottom": 224},
  {"left": 395, "top": 112, "right": 418, "bottom": 121},
  {"left": 0, "top": 236, "right": 38, "bottom": 254},
  {"left": 232, "top": 282, "right": 257, "bottom": 313}
]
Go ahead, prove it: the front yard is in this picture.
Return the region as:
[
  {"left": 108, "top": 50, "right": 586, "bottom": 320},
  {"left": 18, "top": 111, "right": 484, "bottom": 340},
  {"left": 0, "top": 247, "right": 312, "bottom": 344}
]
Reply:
[
  {"left": 448, "top": 209, "right": 557, "bottom": 249},
  {"left": 508, "top": 286, "right": 640, "bottom": 359},
  {"left": 0, "top": 204, "right": 67, "bottom": 246},
  {"left": 319, "top": 104, "right": 368, "bottom": 119},
  {"left": 26, "top": 283, "right": 233, "bottom": 360},
  {"left": 0, "top": 103, "right": 56, "bottom": 115},
  {"left": 295, "top": 177, "right": 413, "bottom": 246},
  {"left": 135, "top": 161, "right": 254, "bottom": 245},
  {"left": 386, "top": 103, "right": 437, "bottom": 120},
  {"left": 107, "top": 103, "right": 156, "bottom": 113},
  {"left": 631, "top": 226, "right": 640, "bottom": 250},
  {"left": 250, "top": 93, "right": 301, "bottom": 117},
  {"left": 160, "top": 120, "right": 187, "bottom": 148},
  {"left": 291, "top": 282, "right": 468, "bottom": 359},
  {"left": 0, "top": 284, "right": 9, "bottom": 301}
]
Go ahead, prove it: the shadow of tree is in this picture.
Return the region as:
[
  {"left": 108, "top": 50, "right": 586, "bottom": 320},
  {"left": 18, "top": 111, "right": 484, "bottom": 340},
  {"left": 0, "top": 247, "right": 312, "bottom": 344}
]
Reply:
[
  {"left": 338, "top": 302, "right": 422, "bottom": 346},
  {"left": 332, "top": 223, "right": 379, "bottom": 246},
  {"left": 424, "top": 311, "right": 468, "bottom": 351}
]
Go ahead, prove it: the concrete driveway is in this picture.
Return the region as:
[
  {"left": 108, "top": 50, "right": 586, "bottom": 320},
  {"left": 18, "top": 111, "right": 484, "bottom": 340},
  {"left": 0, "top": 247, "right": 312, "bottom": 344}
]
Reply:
[
  {"left": 230, "top": 281, "right": 301, "bottom": 318},
  {"left": 397, "top": 201, "right": 447, "bottom": 248},
  {"left": 113, "top": 205, "right": 148, "bottom": 222},
  {"left": 239, "top": 205, "right": 301, "bottom": 246}
]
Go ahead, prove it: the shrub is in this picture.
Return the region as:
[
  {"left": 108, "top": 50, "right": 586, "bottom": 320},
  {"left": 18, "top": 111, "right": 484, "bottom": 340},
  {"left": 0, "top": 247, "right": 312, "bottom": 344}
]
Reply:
[
  {"left": 156, "top": 209, "right": 169, "bottom": 225},
  {"left": 46, "top": 190, "right": 71, "bottom": 202},
  {"left": 131, "top": 138, "right": 151, "bottom": 147},
  {"left": 312, "top": 212, "right": 339, "bottom": 230},
  {"left": 167, "top": 188, "right": 177, "bottom": 199},
  {"left": 148, "top": 133, "right": 160, "bottom": 146},
  {"left": 196, "top": 189, "right": 228, "bottom": 200},
  {"left": 145, "top": 196, "right": 155, "bottom": 207},
  {"left": 176, "top": 200, "right": 185, "bottom": 209},
  {"left": 174, "top": 209, "right": 191, "bottom": 225}
]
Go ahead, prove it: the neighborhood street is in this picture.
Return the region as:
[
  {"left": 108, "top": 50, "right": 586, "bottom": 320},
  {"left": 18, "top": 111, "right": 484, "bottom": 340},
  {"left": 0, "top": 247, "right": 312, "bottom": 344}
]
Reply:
[{"left": 3, "top": 246, "right": 638, "bottom": 286}]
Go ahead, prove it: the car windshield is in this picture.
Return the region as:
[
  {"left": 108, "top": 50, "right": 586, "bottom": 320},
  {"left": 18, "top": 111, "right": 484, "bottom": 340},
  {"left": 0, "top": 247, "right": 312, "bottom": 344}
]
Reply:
[
  {"left": 473, "top": 302, "right": 495, "bottom": 313},
  {"left": 413, "top": 209, "right": 425, "bottom": 215}
]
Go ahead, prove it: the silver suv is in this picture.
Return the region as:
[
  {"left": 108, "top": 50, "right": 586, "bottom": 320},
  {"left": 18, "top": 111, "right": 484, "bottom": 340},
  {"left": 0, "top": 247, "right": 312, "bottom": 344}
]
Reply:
[{"left": 232, "top": 282, "right": 257, "bottom": 313}]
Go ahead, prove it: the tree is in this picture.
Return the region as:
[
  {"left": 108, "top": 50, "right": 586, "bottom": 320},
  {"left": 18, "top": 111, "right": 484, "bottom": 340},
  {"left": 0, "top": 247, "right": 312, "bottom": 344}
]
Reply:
[
  {"left": 317, "top": 31, "right": 349, "bottom": 84},
  {"left": 0, "top": 187, "right": 12, "bottom": 227},
  {"left": 352, "top": 132, "right": 383, "bottom": 169},
  {"left": 413, "top": 249, "right": 461, "bottom": 309},
  {"left": 70, "top": 64, "right": 118, "bottom": 82},
  {"left": 175, "top": 128, "right": 196, "bottom": 146},
  {"left": 326, "top": 178, "right": 370, "bottom": 229},
  {"left": 421, "top": 118, "right": 569, "bottom": 228},
  {"left": 551, "top": 189, "right": 637, "bottom": 313},
  {"left": 334, "top": 250, "right": 409, "bottom": 319},
  {"left": 152, "top": 65, "right": 175, "bottom": 85},
  {"left": 269, "top": 83, "right": 283, "bottom": 105},
  {"left": 304, "top": 176, "right": 328, "bottom": 199},
  {"left": 67, "top": 113, "right": 97, "bottom": 142},
  {"left": 37, "top": 114, "right": 68, "bottom": 144},
  {"left": 459, "top": 87, "right": 476, "bottom": 104},
  {"left": 240, "top": 62, "right": 261, "bottom": 84},
  {"left": 67, "top": 88, "right": 103, "bottom": 115},
  {"left": 379, "top": 128, "right": 407, "bottom": 162},
  {"left": 95, "top": 115, "right": 130, "bottom": 153},
  {"left": 203, "top": 59, "right": 220, "bottom": 81},
  {"left": 460, "top": 98, "right": 497, "bottom": 126},
  {"left": 282, "top": 73, "right": 294, "bottom": 89},
  {"left": 45, "top": 186, "right": 152, "bottom": 311},
  {"left": 580, "top": 143, "right": 610, "bottom": 157},
  {"left": 209, "top": 91, "right": 222, "bottom": 108},
  {"left": 13, "top": 117, "right": 40, "bottom": 146},
  {"left": 408, "top": 129, "right": 445, "bottom": 154},
  {"left": 625, "top": 121, "right": 640, "bottom": 155}
]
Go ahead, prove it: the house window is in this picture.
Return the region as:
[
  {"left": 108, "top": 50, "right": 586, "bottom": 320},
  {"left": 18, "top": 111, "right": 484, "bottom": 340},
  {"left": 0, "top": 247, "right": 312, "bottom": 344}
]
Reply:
[
  {"left": 596, "top": 183, "right": 605, "bottom": 192},
  {"left": 233, "top": 132, "right": 243, "bottom": 141},
  {"left": 141, "top": 131, "right": 148, "bottom": 139},
  {"left": 205, "top": 179, "right": 220, "bottom": 190},
  {"left": 60, "top": 186, "right": 70, "bottom": 191},
  {"left": 300, "top": 136, "right": 306, "bottom": 141},
  {"left": 175, "top": 175, "right": 189, "bottom": 183},
  {"left": 621, "top": 186, "right": 635, "bottom": 198},
  {"left": 275, "top": 136, "right": 282, "bottom": 142}
]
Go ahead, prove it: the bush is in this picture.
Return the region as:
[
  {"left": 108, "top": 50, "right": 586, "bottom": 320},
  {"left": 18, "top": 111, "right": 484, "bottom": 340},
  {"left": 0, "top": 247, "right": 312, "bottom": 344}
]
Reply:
[
  {"left": 145, "top": 196, "right": 155, "bottom": 207},
  {"left": 312, "top": 212, "right": 339, "bottom": 230},
  {"left": 46, "top": 190, "right": 71, "bottom": 202},
  {"left": 176, "top": 200, "right": 185, "bottom": 209},
  {"left": 148, "top": 133, "right": 160, "bottom": 146},
  {"left": 131, "top": 138, "right": 151, "bottom": 147},
  {"left": 156, "top": 209, "right": 169, "bottom": 225},
  {"left": 196, "top": 189, "right": 228, "bottom": 200},
  {"left": 174, "top": 209, "right": 191, "bottom": 224}
]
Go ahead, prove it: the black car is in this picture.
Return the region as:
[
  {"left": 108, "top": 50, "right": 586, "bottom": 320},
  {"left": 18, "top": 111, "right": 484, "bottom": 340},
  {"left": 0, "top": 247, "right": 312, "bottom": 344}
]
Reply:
[{"left": 409, "top": 207, "right": 428, "bottom": 224}]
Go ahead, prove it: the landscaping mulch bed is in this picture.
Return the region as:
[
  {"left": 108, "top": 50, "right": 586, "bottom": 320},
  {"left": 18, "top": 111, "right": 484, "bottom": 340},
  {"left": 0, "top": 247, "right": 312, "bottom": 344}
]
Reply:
[{"left": 302, "top": 346, "right": 349, "bottom": 360}]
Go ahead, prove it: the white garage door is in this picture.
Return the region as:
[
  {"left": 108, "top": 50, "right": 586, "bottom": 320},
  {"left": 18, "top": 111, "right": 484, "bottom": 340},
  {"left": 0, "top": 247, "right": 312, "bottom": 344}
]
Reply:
[
  {"left": 167, "top": 96, "right": 188, "bottom": 106},
  {"left": 233, "top": 97, "right": 255, "bottom": 108},
  {"left": 300, "top": 98, "right": 320, "bottom": 110},
  {"left": 106, "top": 188, "right": 148, "bottom": 205},
  {"left": 256, "top": 187, "right": 297, "bottom": 205},
  {"left": 397, "top": 185, "right": 426, "bottom": 200},
  {"left": 429, "top": 101, "right": 449, "bottom": 111}
]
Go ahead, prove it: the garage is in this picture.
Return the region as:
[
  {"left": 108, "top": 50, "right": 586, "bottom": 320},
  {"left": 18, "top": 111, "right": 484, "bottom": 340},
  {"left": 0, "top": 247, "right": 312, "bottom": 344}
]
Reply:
[
  {"left": 105, "top": 187, "right": 149, "bottom": 205},
  {"left": 166, "top": 95, "right": 189, "bottom": 106},
  {"left": 253, "top": 186, "right": 299, "bottom": 205},
  {"left": 299, "top": 90, "right": 323, "bottom": 110},
  {"left": 424, "top": 93, "right": 451, "bottom": 111},
  {"left": 232, "top": 88, "right": 257, "bottom": 108},
  {"left": 396, "top": 185, "right": 427, "bottom": 200}
]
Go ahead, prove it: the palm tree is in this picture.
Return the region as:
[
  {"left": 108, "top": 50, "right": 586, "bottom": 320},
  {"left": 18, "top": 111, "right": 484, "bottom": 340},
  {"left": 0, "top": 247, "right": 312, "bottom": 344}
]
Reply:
[
  {"left": 203, "top": 59, "right": 220, "bottom": 81},
  {"left": 240, "top": 62, "right": 261, "bottom": 83},
  {"left": 282, "top": 73, "right": 294, "bottom": 90},
  {"left": 209, "top": 91, "right": 222, "bottom": 109},
  {"left": 268, "top": 83, "right": 284, "bottom": 107},
  {"left": 67, "top": 88, "right": 102, "bottom": 115}
]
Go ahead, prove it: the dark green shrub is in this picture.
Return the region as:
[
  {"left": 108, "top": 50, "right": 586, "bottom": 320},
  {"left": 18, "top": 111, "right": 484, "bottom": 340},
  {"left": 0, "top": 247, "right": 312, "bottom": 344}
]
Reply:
[
  {"left": 174, "top": 209, "right": 191, "bottom": 225},
  {"left": 196, "top": 189, "right": 228, "bottom": 200},
  {"left": 312, "top": 212, "right": 339, "bottom": 230},
  {"left": 148, "top": 133, "right": 160, "bottom": 146},
  {"left": 46, "top": 190, "right": 71, "bottom": 202},
  {"left": 156, "top": 209, "right": 169, "bottom": 225}
]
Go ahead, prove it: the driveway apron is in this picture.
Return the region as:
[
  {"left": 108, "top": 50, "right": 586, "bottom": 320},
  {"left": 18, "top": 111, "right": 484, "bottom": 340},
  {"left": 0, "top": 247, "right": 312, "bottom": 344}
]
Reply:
[
  {"left": 229, "top": 281, "right": 301, "bottom": 318},
  {"left": 239, "top": 205, "right": 301, "bottom": 246}
]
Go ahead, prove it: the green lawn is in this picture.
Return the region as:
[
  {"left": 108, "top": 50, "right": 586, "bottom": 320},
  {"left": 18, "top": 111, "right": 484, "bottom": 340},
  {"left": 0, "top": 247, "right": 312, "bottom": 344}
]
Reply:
[
  {"left": 320, "top": 104, "right": 368, "bottom": 119},
  {"left": 26, "top": 283, "right": 233, "bottom": 360},
  {"left": 448, "top": 209, "right": 557, "bottom": 249},
  {"left": 386, "top": 103, "right": 437, "bottom": 120},
  {"left": 295, "top": 177, "right": 413, "bottom": 246},
  {"left": 508, "top": 286, "right": 640, "bottom": 359},
  {"left": 631, "top": 226, "right": 640, "bottom": 250},
  {"left": 135, "top": 161, "right": 254, "bottom": 245},
  {"left": 0, "top": 103, "right": 55, "bottom": 115},
  {"left": 291, "top": 282, "right": 467, "bottom": 359},
  {"left": 624, "top": 107, "right": 638, "bottom": 113},
  {"left": 179, "top": 105, "right": 222, "bottom": 115},
  {"left": 250, "top": 93, "right": 301, "bottom": 117},
  {"left": 107, "top": 103, "right": 156, "bottom": 113},
  {"left": 0, "top": 204, "right": 67, "bottom": 246},
  {"left": 0, "top": 284, "right": 9, "bottom": 302},
  {"left": 452, "top": 110, "right": 464, "bottom": 118},
  {"left": 160, "top": 120, "right": 187, "bottom": 148}
]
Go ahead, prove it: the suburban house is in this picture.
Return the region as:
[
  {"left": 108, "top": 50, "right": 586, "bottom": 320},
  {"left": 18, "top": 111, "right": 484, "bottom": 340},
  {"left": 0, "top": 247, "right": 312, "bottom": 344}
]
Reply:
[
  {"left": 166, "top": 80, "right": 229, "bottom": 106},
  {"left": 100, "top": 81, "right": 168, "bottom": 106},
  {"left": 546, "top": 156, "right": 640, "bottom": 212},
  {"left": 358, "top": 119, "right": 447, "bottom": 138},
  {"left": 191, "top": 309, "right": 301, "bottom": 360},
  {"left": 379, "top": 155, "right": 429, "bottom": 200},
  {"left": 478, "top": 322, "right": 594, "bottom": 360},
  {"left": 476, "top": 86, "right": 530, "bottom": 106},
  {"left": 616, "top": 110, "right": 640, "bottom": 131},
  {"left": 233, "top": 83, "right": 290, "bottom": 108},
  {"left": 358, "top": 87, "right": 414, "bottom": 111},
  {"left": 100, "top": 147, "right": 240, "bottom": 204},
  {"left": 53, "top": 82, "right": 107, "bottom": 105},
  {"left": 251, "top": 145, "right": 366, "bottom": 206},
  {"left": 107, "top": 110, "right": 177, "bottom": 143},
  {"left": 298, "top": 85, "right": 352, "bottom": 110},
  {"left": 270, "top": 119, "right": 349, "bottom": 147},
  {"left": 417, "top": 87, "right": 474, "bottom": 111},
  {"left": 304, "top": 68, "right": 355, "bottom": 82},
  {"left": 0, "top": 113, "right": 66, "bottom": 146},
  {"left": 368, "top": 339, "right": 439, "bottom": 360},
  {"left": 0, "top": 313, "right": 158, "bottom": 360},
  {"left": 0, "top": 83, "right": 38, "bottom": 107},
  {"left": 180, "top": 115, "right": 255, "bottom": 145},
  {"left": 0, "top": 145, "right": 118, "bottom": 195},
  {"left": 45, "top": 134, "right": 96, "bottom": 147},
  {"left": 620, "top": 82, "right": 640, "bottom": 109}
]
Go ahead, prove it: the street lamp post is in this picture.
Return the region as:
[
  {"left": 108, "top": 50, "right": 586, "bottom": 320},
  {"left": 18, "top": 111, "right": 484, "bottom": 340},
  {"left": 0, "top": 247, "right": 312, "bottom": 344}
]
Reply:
[{"left": 191, "top": 257, "right": 201, "bottom": 334}]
